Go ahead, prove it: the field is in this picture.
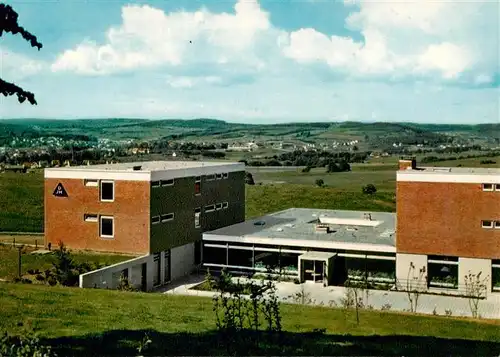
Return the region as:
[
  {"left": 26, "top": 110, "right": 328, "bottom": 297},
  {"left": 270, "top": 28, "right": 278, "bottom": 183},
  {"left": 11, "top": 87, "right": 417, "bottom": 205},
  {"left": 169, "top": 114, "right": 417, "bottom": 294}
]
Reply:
[
  {"left": 0, "top": 245, "right": 132, "bottom": 280},
  {"left": 1, "top": 283, "right": 499, "bottom": 355}
]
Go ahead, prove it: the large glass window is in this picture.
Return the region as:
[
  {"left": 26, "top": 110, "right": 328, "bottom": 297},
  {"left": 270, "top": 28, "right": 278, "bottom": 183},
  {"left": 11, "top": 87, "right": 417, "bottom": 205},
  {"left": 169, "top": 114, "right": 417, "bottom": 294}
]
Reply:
[
  {"left": 428, "top": 256, "right": 458, "bottom": 289},
  {"left": 492, "top": 260, "right": 500, "bottom": 292},
  {"left": 228, "top": 248, "right": 253, "bottom": 267},
  {"left": 203, "top": 245, "right": 227, "bottom": 265},
  {"left": 100, "top": 216, "right": 114, "bottom": 238}
]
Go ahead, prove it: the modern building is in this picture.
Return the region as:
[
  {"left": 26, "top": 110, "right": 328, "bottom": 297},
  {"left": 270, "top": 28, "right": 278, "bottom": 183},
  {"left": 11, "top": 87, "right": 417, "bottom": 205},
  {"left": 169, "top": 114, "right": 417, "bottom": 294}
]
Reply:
[
  {"left": 396, "top": 158, "right": 500, "bottom": 293},
  {"left": 44, "top": 160, "right": 245, "bottom": 290},
  {"left": 203, "top": 158, "right": 500, "bottom": 294},
  {"left": 203, "top": 208, "right": 396, "bottom": 286}
]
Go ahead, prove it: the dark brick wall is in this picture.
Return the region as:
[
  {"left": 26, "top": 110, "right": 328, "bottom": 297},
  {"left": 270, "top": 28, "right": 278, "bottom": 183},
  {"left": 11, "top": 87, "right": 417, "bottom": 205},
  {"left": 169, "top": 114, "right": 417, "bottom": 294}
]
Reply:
[{"left": 149, "top": 170, "right": 245, "bottom": 253}]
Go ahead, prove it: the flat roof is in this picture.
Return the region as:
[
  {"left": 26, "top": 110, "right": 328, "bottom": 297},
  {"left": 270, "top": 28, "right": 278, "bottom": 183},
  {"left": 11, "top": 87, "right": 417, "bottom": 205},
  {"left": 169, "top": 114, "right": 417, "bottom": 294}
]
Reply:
[
  {"left": 398, "top": 166, "right": 500, "bottom": 184},
  {"left": 204, "top": 208, "right": 396, "bottom": 252},
  {"left": 44, "top": 161, "right": 245, "bottom": 181}
]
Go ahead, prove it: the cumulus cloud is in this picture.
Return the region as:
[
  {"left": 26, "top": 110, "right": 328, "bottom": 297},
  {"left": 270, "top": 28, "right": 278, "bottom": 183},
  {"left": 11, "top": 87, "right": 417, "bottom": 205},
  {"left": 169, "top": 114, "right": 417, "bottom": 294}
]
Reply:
[
  {"left": 0, "top": 47, "right": 46, "bottom": 80},
  {"left": 51, "top": 0, "right": 497, "bottom": 85},
  {"left": 283, "top": 0, "right": 498, "bottom": 81},
  {"left": 51, "top": 0, "right": 275, "bottom": 75}
]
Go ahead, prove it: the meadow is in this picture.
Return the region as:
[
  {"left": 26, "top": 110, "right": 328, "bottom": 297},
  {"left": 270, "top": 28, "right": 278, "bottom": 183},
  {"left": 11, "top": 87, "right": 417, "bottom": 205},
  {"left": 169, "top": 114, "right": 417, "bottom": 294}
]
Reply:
[{"left": 0, "top": 283, "right": 499, "bottom": 356}]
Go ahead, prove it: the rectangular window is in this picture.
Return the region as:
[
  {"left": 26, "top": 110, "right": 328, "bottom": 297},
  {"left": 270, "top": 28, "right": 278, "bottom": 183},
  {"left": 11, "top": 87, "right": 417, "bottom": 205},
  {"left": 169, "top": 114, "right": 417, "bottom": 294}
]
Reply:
[
  {"left": 195, "top": 176, "right": 201, "bottom": 182},
  {"left": 84, "top": 179, "right": 98, "bottom": 187},
  {"left": 216, "top": 173, "right": 222, "bottom": 180},
  {"left": 205, "top": 204, "right": 215, "bottom": 213},
  {"left": 195, "top": 182, "right": 201, "bottom": 195},
  {"left": 482, "top": 220, "right": 493, "bottom": 229},
  {"left": 496, "top": 184, "right": 500, "bottom": 191},
  {"left": 482, "top": 183, "right": 494, "bottom": 191},
  {"left": 161, "top": 213, "right": 174, "bottom": 222},
  {"left": 161, "top": 179, "right": 174, "bottom": 187},
  {"left": 215, "top": 203, "right": 222, "bottom": 210},
  {"left": 84, "top": 214, "right": 98, "bottom": 222},
  {"left": 100, "top": 216, "right": 114, "bottom": 238},
  {"left": 495, "top": 221, "right": 500, "bottom": 229},
  {"left": 206, "top": 174, "right": 215, "bottom": 181},
  {"left": 152, "top": 216, "right": 160, "bottom": 225},
  {"left": 100, "top": 181, "right": 114, "bottom": 201},
  {"left": 151, "top": 181, "right": 160, "bottom": 188},
  {"left": 222, "top": 202, "right": 228, "bottom": 209},
  {"left": 195, "top": 208, "right": 201, "bottom": 228},
  {"left": 222, "top": 173, "right": 228, "bottom": 179}
]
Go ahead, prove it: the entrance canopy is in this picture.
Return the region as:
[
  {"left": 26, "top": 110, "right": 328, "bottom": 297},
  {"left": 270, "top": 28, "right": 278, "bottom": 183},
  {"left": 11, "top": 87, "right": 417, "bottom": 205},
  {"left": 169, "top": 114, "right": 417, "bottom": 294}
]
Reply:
[{"left": 299, "top": 251, "right": 336, "bottom": 261}]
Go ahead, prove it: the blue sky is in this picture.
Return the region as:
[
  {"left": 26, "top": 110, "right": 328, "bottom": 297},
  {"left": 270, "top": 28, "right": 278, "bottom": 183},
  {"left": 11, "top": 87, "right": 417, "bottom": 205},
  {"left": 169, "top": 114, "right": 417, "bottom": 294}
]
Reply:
[{"left": 1, "top": 0, "right": 498, "bottom": 124}]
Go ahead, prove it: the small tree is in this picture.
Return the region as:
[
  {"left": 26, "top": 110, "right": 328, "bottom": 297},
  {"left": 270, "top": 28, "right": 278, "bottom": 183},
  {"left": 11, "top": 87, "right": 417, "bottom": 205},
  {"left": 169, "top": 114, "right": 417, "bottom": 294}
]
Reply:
[
  {"left": 52, "top": 242, "right": 78, "bottom": 286},
  {"left": 315, "top": 179, "right": 324, "bottom": 187},
  {"left": 302, "top": 166, "right": 311, "bottom": 173},
  {"left": 404, "top": 262, "right": 427, "bottom": 313},
  {"left": 362, "top": 184, "right": 377, "bottom": 195},
  {"left": 245, "top": 172, "right": 255, "bottom": 185},
  {"left": 464, "top": 271, "right": 488, "bottom": 318}
]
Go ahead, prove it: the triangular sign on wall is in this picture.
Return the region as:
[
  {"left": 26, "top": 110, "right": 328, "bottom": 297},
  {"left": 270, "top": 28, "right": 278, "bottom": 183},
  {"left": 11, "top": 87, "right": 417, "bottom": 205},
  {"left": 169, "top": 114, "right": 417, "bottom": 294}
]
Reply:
[{"left": 53, "top": 183, "right": 68, "bottom": 197}]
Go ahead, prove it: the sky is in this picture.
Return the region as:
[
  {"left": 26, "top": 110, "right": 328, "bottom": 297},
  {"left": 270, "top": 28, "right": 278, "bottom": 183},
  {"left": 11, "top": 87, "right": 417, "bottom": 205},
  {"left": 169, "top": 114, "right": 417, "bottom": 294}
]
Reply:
[{"left": 0, "top": 0, "right": 499, "bottom": 124}]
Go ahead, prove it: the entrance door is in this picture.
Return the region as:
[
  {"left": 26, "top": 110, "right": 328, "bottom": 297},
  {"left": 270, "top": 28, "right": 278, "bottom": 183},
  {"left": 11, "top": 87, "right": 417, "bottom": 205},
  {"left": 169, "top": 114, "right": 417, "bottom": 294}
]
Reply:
[
  {"left": 153, "top": 253, "right": 161, "bottom": 286},
  {"left": 164, "top": 250, "right": 171, "bottom": 284}
]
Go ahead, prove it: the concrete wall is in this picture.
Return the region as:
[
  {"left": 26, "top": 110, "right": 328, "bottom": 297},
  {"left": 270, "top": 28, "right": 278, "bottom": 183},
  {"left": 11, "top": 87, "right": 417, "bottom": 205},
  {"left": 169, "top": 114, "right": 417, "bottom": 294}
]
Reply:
[
  {"left": 79, "top": 255, "right": 153, "bottom": 290},
  {"left": 171, "top": 242, "right": 195, "bottom": 281},
  {"left": 459, "top": 257, "right": 492, "bottom": 293},
  {"left": 396, "top": 253, "right": 428, "bottom": 289}
]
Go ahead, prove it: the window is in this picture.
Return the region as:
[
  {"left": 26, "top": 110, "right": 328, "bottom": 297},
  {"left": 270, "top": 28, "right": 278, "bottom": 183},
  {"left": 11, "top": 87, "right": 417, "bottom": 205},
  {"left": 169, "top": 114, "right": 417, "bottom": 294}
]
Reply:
[
  {"left": 495, "top": 221, "right": 500, "bottom": 229},
  {"left": 152, "top": 216, "right": 160, "bottom": 225},
  {"left": 205, "top": 204, "right": 215, "bottom": 213},
  {"left": 206, "top": 174, "right": 215, "bottom": 181},
  {"left": 222, "top": 202, "right": 228, "bottom": 209},
  {"left": 195, "top": 176, "right": 201, "bottom": 182},
  {"left": 482, "top": 183, "right": 494, "bottom": 191},
  {"left": 100, "top": 181, "right": 114, "bottom": 201},
  {"left": 195, "top": 208, "right": 201, "bottom": 228},
  {"left": 151, "top": 181, "right": 160, "bottom": 188},
  {"left": 84, "top": 214, "right": 98, "bottom": 222},
  {"left": 100, "top": 216, "right": 114, "bottom": 238},
  {"left": 195, "top": 182, "right": 201, "bottom": 195},
  {"left": 482, "top": 220, "right": 493, "bottom": 229},
  {"left": 216, "top": 173, "right": 222, "bottom": 180},
  {"left": 215, "top": 203, "right": 222, "bottom": 210},
  {"left": 222, "top": 173, "right": 228, "bottom": 179},
  {"left": 161, "top": 213, "right": 174, "bottom": 222},
  {"left": 161, "top": 179, "right": 174, "bottom": 187},
  {"left": 84, "top": 179, "right": 98, "bottom": 187},
  {"left": 496, "top": 184, "right": 500, "bottom": 191}
]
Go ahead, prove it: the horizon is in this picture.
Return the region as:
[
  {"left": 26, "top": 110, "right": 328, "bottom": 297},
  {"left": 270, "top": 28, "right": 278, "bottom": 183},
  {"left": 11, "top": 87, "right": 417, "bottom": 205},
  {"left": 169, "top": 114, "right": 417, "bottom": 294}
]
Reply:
[{"left": 1, "top": 0, "right": 499, "bottom": 124}]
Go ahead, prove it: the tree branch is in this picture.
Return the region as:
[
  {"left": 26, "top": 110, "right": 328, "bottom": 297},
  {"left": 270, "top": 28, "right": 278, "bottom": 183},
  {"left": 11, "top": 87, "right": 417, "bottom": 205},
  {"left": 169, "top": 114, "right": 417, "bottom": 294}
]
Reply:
[
  {"left": 0, "top": 78, "right": 37, "bottom": 105},
  {"left": 0, "top": 3, "right": 42, "bottom": 50}
]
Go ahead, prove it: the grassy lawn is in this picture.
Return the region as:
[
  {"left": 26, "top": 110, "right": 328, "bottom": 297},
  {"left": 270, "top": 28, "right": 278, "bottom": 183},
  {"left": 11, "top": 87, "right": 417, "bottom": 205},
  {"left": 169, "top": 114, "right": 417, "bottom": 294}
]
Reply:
[
  {"left": 0, "top": 245, "right": 132, "bottom": 280},
  {"left": 0, "top": 170, "right": 44, "bottom": 233},
  {"left": 0, "top": 234, "right": 42, "bottom": 246},
  {"left": 246, "top": 184, "right": 395, "bottom": 219},
  {"left": 0, "top": 283, "right": 499, "bottom": 355}
]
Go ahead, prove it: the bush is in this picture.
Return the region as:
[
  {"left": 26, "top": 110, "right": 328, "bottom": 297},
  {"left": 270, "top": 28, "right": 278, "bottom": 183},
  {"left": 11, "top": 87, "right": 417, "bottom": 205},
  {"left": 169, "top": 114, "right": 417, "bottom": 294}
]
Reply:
[
  {"left": 362, "top": 184, "right": 377, "bottom": 195},
  {"left": 245, "top": 172, "right": 255, "bottom": 185},
  {"left": 315, "top": 179, "right": 324, "bottom": 187},
  {"left": 302, "top": 166, "right": 311, "bottom": 173},
  {"left": 0, "top": 331, "right": 56, "bottom": 357}
]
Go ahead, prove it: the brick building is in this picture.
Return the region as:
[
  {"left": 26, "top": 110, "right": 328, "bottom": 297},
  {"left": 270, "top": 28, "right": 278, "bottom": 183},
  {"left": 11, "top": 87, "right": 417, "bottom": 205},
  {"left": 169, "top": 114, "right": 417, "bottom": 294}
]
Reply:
[
  {"left": 396, "top": 159, "right": 500, "bottom": 292},
  {"left": 44, "top": 161, "right": 245, "bottom": 290}
]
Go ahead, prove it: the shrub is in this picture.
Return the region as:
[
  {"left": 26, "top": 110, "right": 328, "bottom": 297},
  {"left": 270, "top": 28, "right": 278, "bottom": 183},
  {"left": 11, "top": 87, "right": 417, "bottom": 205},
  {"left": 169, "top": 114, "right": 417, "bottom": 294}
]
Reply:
[
  {"left": 0, "top": 331, "right": 56, "bottom": 357},
  {"left": 302, "top": 166, "right": 311, "bottom": 173},
  {"left": 245, "top": 172, "right": 255, "bottom": 185},
  {"left": 315, "top": 179, "right": 324, "bottom": 187},
  {"left": 362, "top": 184, "right": 377, "bottom": 195}
]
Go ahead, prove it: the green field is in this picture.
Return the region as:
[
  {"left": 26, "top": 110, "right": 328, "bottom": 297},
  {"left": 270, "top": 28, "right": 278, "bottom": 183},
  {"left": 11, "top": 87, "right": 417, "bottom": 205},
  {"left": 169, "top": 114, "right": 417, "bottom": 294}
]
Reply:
[
  {"left": 1, "top": 283, "right": 499, "bottom": 355},
  {"left": 0, "top": 245, "right": 132, "bottom": 280}
]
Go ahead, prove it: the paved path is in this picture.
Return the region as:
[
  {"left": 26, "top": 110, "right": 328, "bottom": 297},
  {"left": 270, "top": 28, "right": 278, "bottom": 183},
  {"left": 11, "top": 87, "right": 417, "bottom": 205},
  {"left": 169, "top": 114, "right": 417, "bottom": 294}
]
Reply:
[{"left": 160, "top": 276, "right": 500, "bottom": 319}]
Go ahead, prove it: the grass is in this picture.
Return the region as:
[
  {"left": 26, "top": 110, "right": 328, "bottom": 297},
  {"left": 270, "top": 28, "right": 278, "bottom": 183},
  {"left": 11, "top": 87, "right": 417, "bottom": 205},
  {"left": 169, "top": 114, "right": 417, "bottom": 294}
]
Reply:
[
  {"left": 245, "top": 184, "right": 395, "bottom": 219},
  {"left": 0, "top": 283, "right": 499, "bottom": 355},
  {"left": 0, "top": 234, "right": 41, "bottom": 245},
  {"left": 0, "top": 245, "right": 132, "bottom": 280},
  {"left": 0, "top": 170, "right": 43, "bottom": 232}
]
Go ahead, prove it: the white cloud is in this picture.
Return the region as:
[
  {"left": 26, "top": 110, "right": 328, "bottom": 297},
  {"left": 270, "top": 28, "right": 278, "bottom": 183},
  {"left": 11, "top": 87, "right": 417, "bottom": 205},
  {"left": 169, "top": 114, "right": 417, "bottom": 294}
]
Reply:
[
  {"left": 0, "top": 47, "right": 46, "bottom": 80},
  {"left": 165, "top": 75, "right": 223, "bottom": 88},
  {"left": 284, "top": 0, "right": 498, "bottom": 81},
  {"left": 52, "top": 0, "right": 273, "bottom": 75}
]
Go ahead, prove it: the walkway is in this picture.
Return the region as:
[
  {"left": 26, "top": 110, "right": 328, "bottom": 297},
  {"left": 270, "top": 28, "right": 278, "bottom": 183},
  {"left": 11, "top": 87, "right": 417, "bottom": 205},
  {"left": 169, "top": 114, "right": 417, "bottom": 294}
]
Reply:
[{"left": 159, "top": 275, "right": 500, "bottom": 320}]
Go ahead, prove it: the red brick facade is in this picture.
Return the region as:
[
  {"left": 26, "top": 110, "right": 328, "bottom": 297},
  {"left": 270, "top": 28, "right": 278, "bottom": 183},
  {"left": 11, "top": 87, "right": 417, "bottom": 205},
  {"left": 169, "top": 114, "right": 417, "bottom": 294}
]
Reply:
[
  {"left": 44, "top": 178, "right": 150, "bottom": 254},
  {"left": 396, "top": 181, "right": 500, "bottom": 259}
]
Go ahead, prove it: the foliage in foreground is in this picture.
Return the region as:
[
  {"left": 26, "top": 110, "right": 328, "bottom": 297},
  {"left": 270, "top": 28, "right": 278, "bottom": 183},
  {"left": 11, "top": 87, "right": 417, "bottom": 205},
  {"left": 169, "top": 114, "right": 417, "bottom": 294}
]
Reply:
[{"left": 0, "top": 331, "right": 55, "bottom": 357}]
